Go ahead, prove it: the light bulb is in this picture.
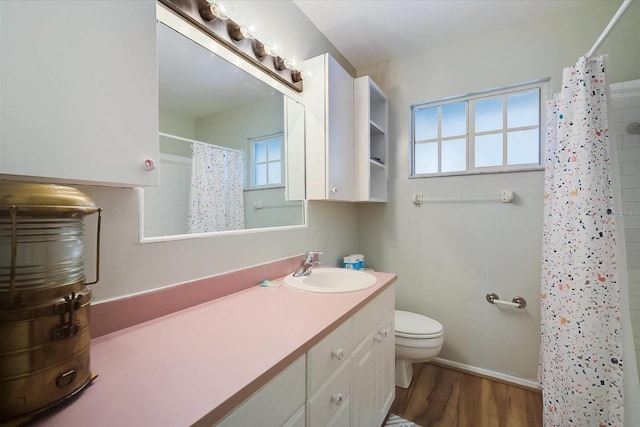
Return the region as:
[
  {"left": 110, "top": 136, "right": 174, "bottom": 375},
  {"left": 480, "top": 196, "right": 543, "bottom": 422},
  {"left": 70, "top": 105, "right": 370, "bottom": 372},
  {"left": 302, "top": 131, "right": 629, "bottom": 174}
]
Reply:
[
  {"left": 228, "top": 21, "right": 249, "bottom": 41},
  {"left": 247, "top": 25, "right": 257, "bottom": 40},
  {"left": 252, "top": 40, "right": 271, "bottom": 59},
  {"left": 200, "top": 1, "right": 229, "bottom": 21}
]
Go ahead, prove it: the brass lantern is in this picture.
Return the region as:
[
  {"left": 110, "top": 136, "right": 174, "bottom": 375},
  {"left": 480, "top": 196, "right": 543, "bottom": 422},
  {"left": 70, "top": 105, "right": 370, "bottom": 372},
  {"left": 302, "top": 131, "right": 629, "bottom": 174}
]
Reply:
[{"left": 0, "top": 181, "right": 101, "bottom": 424}]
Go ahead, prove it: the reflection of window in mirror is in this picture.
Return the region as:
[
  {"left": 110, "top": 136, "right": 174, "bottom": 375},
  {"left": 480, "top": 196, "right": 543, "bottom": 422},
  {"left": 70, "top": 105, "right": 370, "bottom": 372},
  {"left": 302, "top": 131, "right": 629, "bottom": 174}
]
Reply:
[{"left": 250, "top": 133, "right": 283, "bottom": 188}]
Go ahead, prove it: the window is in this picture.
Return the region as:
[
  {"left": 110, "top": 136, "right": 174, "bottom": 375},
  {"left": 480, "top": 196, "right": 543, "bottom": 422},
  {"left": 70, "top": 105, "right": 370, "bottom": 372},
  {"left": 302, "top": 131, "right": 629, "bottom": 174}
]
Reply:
[
  {"left": 411, "top": 80, "right": 547, "bottom": 176},
  {"left": 249, "top": 133, "right": 283, "bottom": 188}
]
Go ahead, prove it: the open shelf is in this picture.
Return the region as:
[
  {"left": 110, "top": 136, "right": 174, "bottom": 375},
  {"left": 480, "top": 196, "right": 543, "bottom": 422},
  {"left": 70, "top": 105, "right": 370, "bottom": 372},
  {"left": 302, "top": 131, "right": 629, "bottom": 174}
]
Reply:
[{"left": 355, "top": 76, "right": 388, "bottom": 202}]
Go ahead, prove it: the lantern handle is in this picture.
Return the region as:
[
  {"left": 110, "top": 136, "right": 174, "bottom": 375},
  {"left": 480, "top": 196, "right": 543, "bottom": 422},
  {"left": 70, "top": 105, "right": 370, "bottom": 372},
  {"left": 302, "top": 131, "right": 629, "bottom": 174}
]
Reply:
[
  {"left": 8, "top": 206, "right": 18, "bottom": 304},
  {"left": 86, "top": 209, "right": 102, "bottom": 286}
]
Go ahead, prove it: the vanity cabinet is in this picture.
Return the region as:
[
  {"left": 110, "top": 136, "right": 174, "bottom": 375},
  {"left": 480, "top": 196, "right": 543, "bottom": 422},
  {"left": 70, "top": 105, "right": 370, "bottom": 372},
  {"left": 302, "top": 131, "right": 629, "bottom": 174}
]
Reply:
[
  {"left": 212, "top": 284, "right": 395, "bottom": 427},
  {"left": 307, "top": 285, "right": 395, "bottom": 427},
  {"left": 303, "top": 53, "right": 354, "bottom": 201},
  {"left": 0, "top": 1, "right": 159, "bottom": 187},
  {"left": 354, "top": 77, "right": 388, "bottom": 202}
]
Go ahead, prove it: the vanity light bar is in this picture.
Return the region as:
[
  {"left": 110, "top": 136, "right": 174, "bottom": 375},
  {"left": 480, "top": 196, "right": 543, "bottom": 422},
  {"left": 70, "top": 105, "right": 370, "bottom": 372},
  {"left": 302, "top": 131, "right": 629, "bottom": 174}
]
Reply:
[{"left": 159, "top": 0, "right": 303, "bottom": 93}]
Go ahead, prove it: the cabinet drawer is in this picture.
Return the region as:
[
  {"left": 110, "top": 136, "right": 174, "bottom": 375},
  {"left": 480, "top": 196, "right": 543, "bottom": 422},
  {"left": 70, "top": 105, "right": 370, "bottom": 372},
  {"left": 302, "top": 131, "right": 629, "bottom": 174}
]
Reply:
[
  {"left": 307, "top": 318, "right": 353, "bottom": 395},
  {"left": 216, "top": 355, "right": 306, "bottom": 426},
  {"left": 352, "top": 285, "right": 395, "bottom": 345},
  {"left": 327, "top": 395, "right": 351, "bottom": 427},
  {"left": 307, "top": 358, "right": 350, "bottom": 427},
  {"left": 283, "top": 405, "right": 305, "bottom": 427}
]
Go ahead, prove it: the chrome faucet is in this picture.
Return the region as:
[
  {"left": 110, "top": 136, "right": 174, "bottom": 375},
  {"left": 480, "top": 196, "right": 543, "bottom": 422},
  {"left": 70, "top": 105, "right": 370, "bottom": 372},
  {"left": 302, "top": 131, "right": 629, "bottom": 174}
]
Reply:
[{"left": 293, "top": 250, "right": 323, "bottom": 277}]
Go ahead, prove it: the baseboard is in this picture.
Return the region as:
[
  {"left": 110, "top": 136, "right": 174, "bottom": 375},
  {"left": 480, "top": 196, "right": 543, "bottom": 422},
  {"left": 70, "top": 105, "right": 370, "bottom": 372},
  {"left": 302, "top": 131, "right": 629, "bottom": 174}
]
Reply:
[{"left": 431, "top": 358, "right": 542, "bottom": 393}]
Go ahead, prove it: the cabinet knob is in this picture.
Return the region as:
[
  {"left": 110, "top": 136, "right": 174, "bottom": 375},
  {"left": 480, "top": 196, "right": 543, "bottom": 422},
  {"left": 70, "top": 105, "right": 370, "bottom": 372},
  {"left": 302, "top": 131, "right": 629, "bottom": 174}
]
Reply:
[
  {"left": 379, "top": 329, "right": 389, "bottom": 338},
  {"left": 332, "top": 348, "right": 345, "bottom": 361},
  {"left": 374, "top": 334, "right": 383, "bottom": 343},
  {"left": 143, "top": 158, "right": 157, "bottom": 172},
  {"left": 331, "top": 393, "right": 344, "bottom": 406},
  {"left": 330, "top": 187, "right": 338, "bottom": 193}
]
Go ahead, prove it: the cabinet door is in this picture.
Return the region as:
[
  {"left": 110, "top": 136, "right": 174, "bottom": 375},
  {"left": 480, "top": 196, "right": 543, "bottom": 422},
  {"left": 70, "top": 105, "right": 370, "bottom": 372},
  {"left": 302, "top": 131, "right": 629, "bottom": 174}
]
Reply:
[
  {"left": 326, "top": 55, "right": 354, "bottom": 201},
  {"left": 351, "top": 285, "right": 396, "bottom": 427},
  {"left": 303, "top": 53, "right": 354, "bottom": 201},
  {"left": 351, "top": 331, "right": 377, "bottom": 427},
  {"left": 375, "top": 312, "right": 396, "bottom": 425},
  {"left": 0, "top": 1, "right": 159, "bottom": 187}
]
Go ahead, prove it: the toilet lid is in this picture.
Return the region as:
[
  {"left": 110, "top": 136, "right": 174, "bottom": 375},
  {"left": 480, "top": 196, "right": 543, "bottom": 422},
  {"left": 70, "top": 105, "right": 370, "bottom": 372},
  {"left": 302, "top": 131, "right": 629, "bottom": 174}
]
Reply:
[{"left": 395, "top": 310, "right": 443, "bottom": 338}]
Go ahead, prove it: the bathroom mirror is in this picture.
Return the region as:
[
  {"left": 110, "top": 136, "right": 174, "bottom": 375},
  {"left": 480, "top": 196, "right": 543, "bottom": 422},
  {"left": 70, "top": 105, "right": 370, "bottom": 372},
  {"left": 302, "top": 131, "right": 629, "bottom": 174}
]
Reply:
[{"left": 142, "top": 22, "right": 305, "bottom": 240}]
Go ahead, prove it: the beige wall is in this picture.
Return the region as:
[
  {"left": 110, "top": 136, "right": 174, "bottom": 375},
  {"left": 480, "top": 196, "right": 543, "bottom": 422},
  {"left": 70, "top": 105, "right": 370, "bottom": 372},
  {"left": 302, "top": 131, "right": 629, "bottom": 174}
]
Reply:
[
  {"left": 81, "top": 1, "right": 358, "bottom": 303},
  {"left": 357, "top": 1, "right": 640, "bottom": 381}
]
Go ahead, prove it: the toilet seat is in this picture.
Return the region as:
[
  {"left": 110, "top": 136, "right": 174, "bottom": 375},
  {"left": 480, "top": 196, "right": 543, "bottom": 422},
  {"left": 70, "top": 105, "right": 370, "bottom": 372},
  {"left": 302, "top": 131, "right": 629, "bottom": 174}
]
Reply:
[{"left": 395, "top": 310, "right": 443, "bottom": 339}]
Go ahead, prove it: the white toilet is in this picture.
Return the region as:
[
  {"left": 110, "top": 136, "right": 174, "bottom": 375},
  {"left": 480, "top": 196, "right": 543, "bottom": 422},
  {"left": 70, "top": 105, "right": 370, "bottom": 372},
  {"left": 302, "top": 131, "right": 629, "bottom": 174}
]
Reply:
[{"left": 394, "top": 310, "right": 444, "bottom": 388}]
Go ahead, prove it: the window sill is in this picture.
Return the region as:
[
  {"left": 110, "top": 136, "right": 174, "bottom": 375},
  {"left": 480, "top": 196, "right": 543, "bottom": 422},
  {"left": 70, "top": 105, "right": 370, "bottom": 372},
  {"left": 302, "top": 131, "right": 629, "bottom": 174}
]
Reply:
[
  {"left": 410, "top": 165, "right": 544, "bottom": 179},
  {"left": 244, "top": 185, "right": 285, "bottom": 192}
]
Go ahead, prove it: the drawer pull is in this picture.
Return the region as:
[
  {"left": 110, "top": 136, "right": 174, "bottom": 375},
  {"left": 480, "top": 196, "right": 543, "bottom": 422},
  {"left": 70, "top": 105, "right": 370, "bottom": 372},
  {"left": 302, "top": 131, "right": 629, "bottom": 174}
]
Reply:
[
  {"left": 374, "top": 334, "right": 383, "bottom": 343},
  {"left": 380, "top": 329, "right": 389, "bottom": 338},
  {"left": 331, "top": 393, "right": 344, "bottom": 406},
  {"left": 332, "top": 348, "right": 345, "bottom": 361}
]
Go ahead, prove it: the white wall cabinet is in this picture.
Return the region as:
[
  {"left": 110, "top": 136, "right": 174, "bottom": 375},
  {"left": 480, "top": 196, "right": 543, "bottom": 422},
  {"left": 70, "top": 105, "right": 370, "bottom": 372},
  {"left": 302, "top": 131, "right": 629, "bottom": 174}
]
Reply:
[
  {"left": 354, "top": 77, "right": 388, "bottom": 202},
  {"left": 302, "top": 54, "right": 388, "bottom": 203},
  {"left": 0, "top": 1, "right": 159, "bottom": 187},
  {"left": 303, "top": 54, "right": 354, "bottom": 201}
]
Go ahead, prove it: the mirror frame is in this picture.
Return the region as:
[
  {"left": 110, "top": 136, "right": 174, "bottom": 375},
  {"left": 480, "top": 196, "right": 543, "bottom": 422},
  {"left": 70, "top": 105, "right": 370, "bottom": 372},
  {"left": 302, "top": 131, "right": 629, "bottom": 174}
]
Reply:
[{"left": 138, "top": 3, "right": 307, "bottom": 244}]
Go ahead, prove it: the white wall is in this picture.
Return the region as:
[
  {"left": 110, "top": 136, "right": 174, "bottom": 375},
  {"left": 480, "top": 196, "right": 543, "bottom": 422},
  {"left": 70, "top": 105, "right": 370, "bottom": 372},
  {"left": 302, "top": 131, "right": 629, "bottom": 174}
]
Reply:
[
  {"left": 80, "top": 1, "right": 358, "bottom": 303},
  {"left": 357, "top": 1, "right": 640, "bottom": 382}
]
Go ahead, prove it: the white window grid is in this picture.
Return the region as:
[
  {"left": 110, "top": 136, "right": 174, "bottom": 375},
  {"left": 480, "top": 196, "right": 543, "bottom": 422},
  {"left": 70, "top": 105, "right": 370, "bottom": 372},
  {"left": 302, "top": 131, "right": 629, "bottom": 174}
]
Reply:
[
  {"left": 249, "top": 132, "right": 284, "bottom": 189},
  {"left": 410, "top": 79, "right": 549, "bottom": 177}
]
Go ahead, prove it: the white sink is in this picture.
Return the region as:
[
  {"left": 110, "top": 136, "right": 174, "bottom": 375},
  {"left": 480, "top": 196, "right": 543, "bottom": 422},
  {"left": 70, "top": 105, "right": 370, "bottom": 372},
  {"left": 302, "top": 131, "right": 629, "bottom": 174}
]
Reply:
[{"left": 284, "top": 267, "right": 377, "bottom": 293}]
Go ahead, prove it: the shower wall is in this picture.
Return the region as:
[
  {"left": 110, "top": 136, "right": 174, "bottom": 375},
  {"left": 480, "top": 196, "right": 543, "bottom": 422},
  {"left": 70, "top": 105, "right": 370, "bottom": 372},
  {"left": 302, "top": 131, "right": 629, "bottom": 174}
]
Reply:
[{"left": 611, "top": 79, "right": 640, "bottom": 376}]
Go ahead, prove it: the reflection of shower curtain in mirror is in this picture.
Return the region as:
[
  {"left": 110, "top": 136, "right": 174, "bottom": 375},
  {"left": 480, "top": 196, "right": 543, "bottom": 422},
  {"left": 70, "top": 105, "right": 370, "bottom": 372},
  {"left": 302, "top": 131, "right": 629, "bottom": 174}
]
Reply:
[{"left": 187, "top": 142, "right": 244, "bottom": 233}]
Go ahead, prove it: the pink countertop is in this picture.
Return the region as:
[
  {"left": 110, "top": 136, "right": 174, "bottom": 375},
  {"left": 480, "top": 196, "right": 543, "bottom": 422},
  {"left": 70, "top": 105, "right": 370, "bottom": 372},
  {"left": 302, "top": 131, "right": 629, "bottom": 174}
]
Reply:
[{"left": 33, "top": 271, "right": 396, "bottom": 426}]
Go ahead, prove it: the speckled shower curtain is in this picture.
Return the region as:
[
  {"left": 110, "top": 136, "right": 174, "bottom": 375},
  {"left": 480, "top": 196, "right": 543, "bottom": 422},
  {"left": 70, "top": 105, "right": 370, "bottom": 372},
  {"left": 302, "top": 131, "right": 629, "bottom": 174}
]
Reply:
[
  {"left": 540, "top": 56, "right": 624, "bottom": 426},
  {"left": 187, "top": 142, "right": 244, "bottom": 233}
]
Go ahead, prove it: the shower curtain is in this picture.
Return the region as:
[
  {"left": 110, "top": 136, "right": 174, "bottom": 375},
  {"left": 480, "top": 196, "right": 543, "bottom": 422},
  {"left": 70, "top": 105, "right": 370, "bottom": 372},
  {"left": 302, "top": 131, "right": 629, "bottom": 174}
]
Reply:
[
  {"left": 540, "top": 56, "right": 625, "bottom": 425},
  {"left": 187, "top": 142, "right": 245, "bottom": 233}
]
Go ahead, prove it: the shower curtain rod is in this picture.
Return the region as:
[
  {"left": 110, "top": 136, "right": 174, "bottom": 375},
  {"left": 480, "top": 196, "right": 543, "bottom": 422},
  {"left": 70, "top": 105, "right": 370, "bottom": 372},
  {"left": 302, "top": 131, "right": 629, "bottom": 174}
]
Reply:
[
  {"left": 159, "top": 132, "right": 242, "bottom": 154},
  {"left": 586, "top": 0, "right": 633, "bottom": 57}
]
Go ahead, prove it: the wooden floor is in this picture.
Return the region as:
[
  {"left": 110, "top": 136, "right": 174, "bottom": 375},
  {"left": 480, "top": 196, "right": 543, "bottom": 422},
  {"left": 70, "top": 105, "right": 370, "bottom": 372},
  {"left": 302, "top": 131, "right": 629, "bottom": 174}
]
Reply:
[{"left": 390, "top": 363, "right": 543, "bottom": 427}]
